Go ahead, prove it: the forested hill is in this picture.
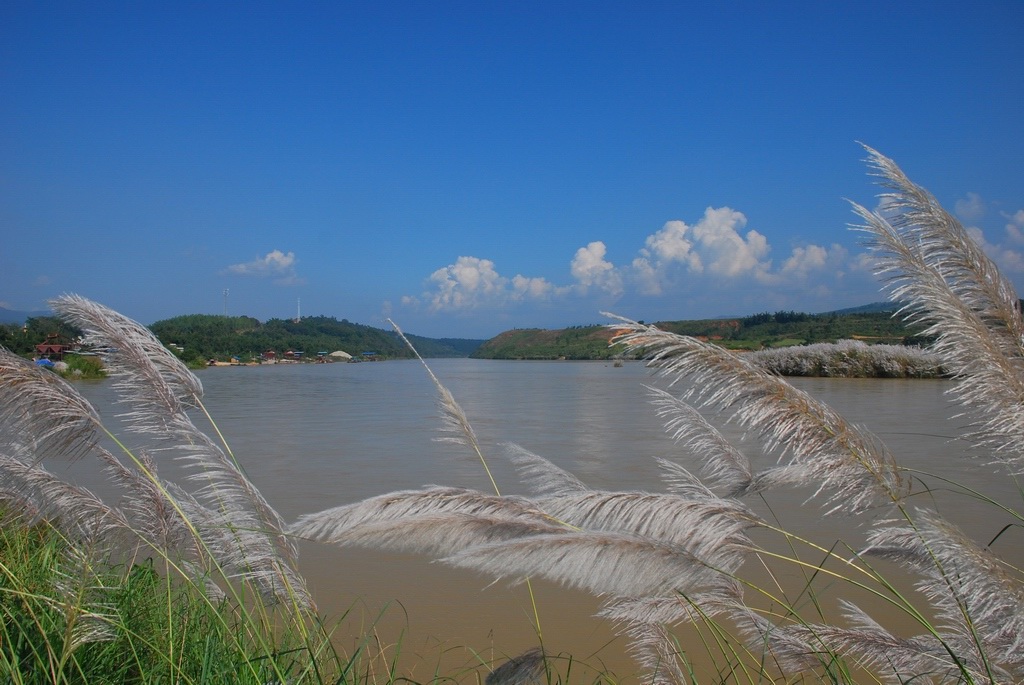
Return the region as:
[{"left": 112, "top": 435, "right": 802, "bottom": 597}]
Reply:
[
  {"left": 149, "top": 314, "right": 483, "bottom": 362},
  {"left": 471, "top": 307, "right": 929, "bottom": 360}
]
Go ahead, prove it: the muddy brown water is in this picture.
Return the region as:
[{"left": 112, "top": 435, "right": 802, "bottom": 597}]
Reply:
[{"left": 64, "top": 360, "right": 1022, "bottom": 683}]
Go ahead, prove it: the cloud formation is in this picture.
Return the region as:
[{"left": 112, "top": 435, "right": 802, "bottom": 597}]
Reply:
[
  {"left": 1005, "top": 209, "right": 1024, "bottom": 245},
  {"left": 955, "top": 192, "right": 986, "bottom": 223},
  {"left": 631, "top": 207, "right": 776, "bottom": 292},
  {"left": 403, "top": 206, "right": 861, "bottom": 316},
  {"left": 571, "top": 241, "right": 622, "bottom": 295},
  {"left": 968, "top": 225, "right": 1024, "bottom": 273},
  {"left": 226, "top": 250, "right": 304, "bottom": 285},
  {"left": 418, "top": 256, "right": 559, "bottom": 312},
  {"left": 951, "top": 198, "right": 1024, "bottom": 274}
]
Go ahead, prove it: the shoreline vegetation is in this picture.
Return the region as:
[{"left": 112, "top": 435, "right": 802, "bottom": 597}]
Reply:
[
  {"left": 4, "top": 303, "right": 949, "bottom": 379},
  {"left": 1, "top": 149, "right": 1021, "bottom": 684}
]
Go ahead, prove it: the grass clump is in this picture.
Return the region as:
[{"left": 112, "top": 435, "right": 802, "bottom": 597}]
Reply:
[
  {"left": 749, "top": 339, "right": 946, "bottom": 377},
  {"left": 55, "top": 353, "right": 106, "bottom": 379},
  {"left": 0, "top": 521, "right": 305, "bottom": 683},
  {"left": 0, "top": 298, "right": 350, "bottom": 683}
]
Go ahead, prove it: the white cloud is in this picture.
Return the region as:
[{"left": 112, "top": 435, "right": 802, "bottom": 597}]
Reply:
[
  {"left": 781, "top": 243, "right": 848, "bottom": 279},
  {"left": 427, "top": 256, "right": 504, "bottom": 311},
  {"left": 404, "top": 207, "right": 886, "bottom": 322},
  {"left": 420, "top": 256, "right": 557, "bottom": 312},
  {"left": 630, "top": 207, "right": 773, "bottom": 291},
  {"left": 570, "top": 241, "right": 623, "bottom": 295},
  {"left": 1005, "top": 209, "right": 1024, "bottom": 244},
  {"left": 642, "top": 220, "right": 702, "bottom": 271},
  {"left": 693, "top": 207, "right": 770, "bottom": 278},
  {"left": 967, "top": 226, "right": 1024, "bottom": 273},
  {"left": 226, "top": 249, "right": 304, "bottom": 285},
  {"left": 955, "top": 192, "right": 986, "bottom": 222},
  {"left": 850, "top": 251, "right": 879, "bottom": 273},
  {"left": 512, "top": 274, "right": 555, "bottom": 300}
]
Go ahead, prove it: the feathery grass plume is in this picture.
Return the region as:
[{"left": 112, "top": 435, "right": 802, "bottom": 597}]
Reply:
[
  {"left": 50, "top": 294, "right": 311, "bottom": 610},
  {"left": 1, "top": 300, "right": 359, "bottom": 682},
  {"left": 504, "top": 444, "right": 591, "bottom": 496},
  {"left": 50, "top": 293, "right": 203, "bottom": 431},
  {"left": 779, "top": 600, "right": 982, "bottom": 684},
  {"left": 607, "top": 315, "right": 909, "bottom": 515},
  {"left": 0, "top": 452, "right": 133, "bottom": 546},
  {"left": 532, "top": 491, "right": 754, "bottom": 573},
  {"left": 442, "top": 531, "right": 724, "bottom": 598},
  {"left": 0, "top": 346, "right": 191, "bottom": 557},
  {"left": 310, "top": 514, "right": 571, "bottom": 558},
  {"left": 50, "top": 543, "right": 119, "bottom": 655},
  {"left": 861, "top": 511, "right": 1024, "bottom": 678},
  {"left": 599, "top": 583, "right": 745, "bottom": 685},
  {"left": 854, "top": 145, "right": 1024, "bottom": 468},
  {"left": 647, "top": 386, "right": 754, "bottom": 495},
  {"left": 290, "top": 485, "right": 562, "bottom": 547},
  {"left": 388, "top": 318, "right": 502, "bottom": 494},
  {"left": 0, "top": 347, "right": 102, "bottom": 463},
  {"left": 616, "top": 619, "right": 690, "bottom": 685},
  {"left": 96, "top": 450, "right": 197, "bottom": 567}
]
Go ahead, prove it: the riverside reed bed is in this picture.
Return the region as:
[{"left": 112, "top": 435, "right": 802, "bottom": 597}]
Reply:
[
  {"left": 0, "top": 146, "right": 1021, "bottom": 684},
  {"left": 748, "top": 339, "right": 946, "bottom": 378}
]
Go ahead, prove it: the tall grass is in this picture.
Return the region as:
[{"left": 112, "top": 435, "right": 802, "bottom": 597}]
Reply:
[
  {"left": 295, "top": 147, "right": 1024, "bottom": 684},
  {"left": 3, "top": 146, "right": 1021, "bottom": 684},
  {"left": 749, "top": 339, "right": 946, "bottom": 378},
  {"left": 0, "top": 296, "right": 348, "bottom": 683}
]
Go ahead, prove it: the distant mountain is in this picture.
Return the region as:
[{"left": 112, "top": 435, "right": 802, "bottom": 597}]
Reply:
[
  {"left": 473, "top": 304, "right": 928, "bottom": 359},
  {"left": 0, "top": 306, "right": 50, "bottom": 324}
]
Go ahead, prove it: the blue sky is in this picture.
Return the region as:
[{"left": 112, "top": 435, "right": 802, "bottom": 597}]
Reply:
[{"left": 3, "top": 2, "right": 1023, "bottom": 339}]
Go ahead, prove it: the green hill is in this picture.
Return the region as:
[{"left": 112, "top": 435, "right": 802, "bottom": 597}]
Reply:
[
  {"left": 148, "top": 314, "right": 483, "bottom": 363},
  {"left": 471, "top": 307, "right": 929, "bottom": 360}
]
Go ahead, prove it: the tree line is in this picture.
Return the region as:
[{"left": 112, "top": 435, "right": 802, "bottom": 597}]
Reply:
[{"left": 1, "top": 314, "right": 482, "bottom": 364}]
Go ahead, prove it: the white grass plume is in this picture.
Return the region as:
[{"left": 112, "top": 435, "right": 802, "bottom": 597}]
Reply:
[
  {"left": 504, "top": 444, "right": 591, "bottom": 496},
  {"left": 608, "top": 317, "right": 908, "bottom": 515},
  {"left": 317, "top": 515, "right": 570, "bottom": 557},
  {"left": 599, "top": 584, "right": 748, "bottom": 685},
  {"left": 51, "top": 294, "right": 203, "bottom": 432},
  {"left": 293, "top": 150, "right": 1024, "bottom": 685},
  {"left": 853, "top": 147, "right": 1024, "bottom": 470},
  {"left": 40, "top": 295, "right": 310, "bottom": 609},
  {"left": 533, "top": 490, "right": 755, "bottom": 573},
  {"left": 777, "top": 601, "right": 984, "bottom": 684},
  {"left": 389, "top": 318, "right": 500, "bottom": 494},
  {"left": 0, "top": 452, "right": 132, "bottom": 545},
  {"left": 0, "top": 344, "right": 208, "bottom": 573},
  {"left": 646, "top": 387, "right": 754, "bottom": 495},
  {"left": 291, "top": 486, "right": 558, "bottom": 545},
  {"left": 862, "top": 511, "right": 1024, "bottom": 678},
  {"left": 442, "top": 531, "right": 724, "bottom": 598},
  {"left": 0, "top": 347, "right": 102, "bottom": 463}
]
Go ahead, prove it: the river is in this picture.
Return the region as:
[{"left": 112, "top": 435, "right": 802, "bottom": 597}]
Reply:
[{"left": 67, "top": 359, "right": 1022, "bottom": 683}]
